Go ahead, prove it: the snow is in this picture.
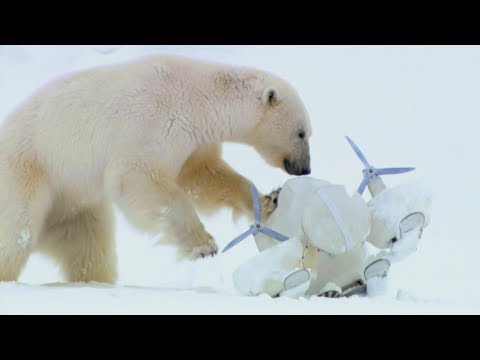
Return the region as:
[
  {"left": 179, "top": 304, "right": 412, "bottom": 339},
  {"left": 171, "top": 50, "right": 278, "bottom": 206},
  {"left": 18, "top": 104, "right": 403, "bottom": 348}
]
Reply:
[
  {"left": 362, "top": 242, "right": 385, "bottom": 261},
  {"left": 1, "top": 45, "right": 480, "bottom": 314},
  {"left": 390, "top": 229, "right": 422, "bottom": 263},
  {"left": 17, "top": 228, "right": 31, "bottom": 248},
  {"left": 1, "top": 282, "right": 478, "bottom": 315},
  {"left": 366, "top": 275, "right": 389, "bottom": 297},
  {"left": 233, "top": 236, "right": 305, "bottom": 296},
  {"left": 367, "top": 181, "right": 432, "bottom": 262}
]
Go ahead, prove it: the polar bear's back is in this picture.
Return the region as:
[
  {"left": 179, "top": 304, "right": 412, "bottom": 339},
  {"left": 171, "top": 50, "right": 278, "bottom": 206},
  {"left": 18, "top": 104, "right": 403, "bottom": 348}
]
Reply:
[
  {"left": 0, "top": 56, "right": 221, "bottom": 181},
  {"left": 0, "top": 55, "right": 298, "bottom": 209}
]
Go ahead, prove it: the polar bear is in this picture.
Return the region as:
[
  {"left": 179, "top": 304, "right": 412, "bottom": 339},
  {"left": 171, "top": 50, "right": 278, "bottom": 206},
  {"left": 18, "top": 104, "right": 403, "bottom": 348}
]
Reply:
[{"left": 0, "top": 55, "right": 311, "bottom": 283}]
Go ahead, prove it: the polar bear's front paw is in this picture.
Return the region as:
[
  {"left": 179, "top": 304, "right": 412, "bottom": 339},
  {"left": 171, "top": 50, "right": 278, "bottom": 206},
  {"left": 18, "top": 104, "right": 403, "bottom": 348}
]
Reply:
[
  {"left": 179, "top": 228, "right": 218, "bottom": 260},
  {"left": 189, "top": 242, "right": 218, "bottom": 260},
  {"left": 261, "top": 187, "right": 282, "bottom": 220}
]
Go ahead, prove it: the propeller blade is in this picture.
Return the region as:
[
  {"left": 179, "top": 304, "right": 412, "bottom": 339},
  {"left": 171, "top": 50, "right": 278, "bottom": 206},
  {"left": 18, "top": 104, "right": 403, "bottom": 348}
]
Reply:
[
  {"left": 357, "top": 174, "right": 370, "bottom": 195},
  {"left": 223, "top": 184, "right": 289, "bottom": 253},
  {"left": 222, "top": 227, "right": 256, "bottom": 253},
  {"left": 346, "top": 136, "right": 371, "bottom": 168},
  {"left": 375, "top": 167, "right": 416, "bottom": 175},
  {"left": 259, "top": 226, "right": 289, "bottom": 242},
  {"left": 251, "top": 185, "right": 261, "bottom": 223}
]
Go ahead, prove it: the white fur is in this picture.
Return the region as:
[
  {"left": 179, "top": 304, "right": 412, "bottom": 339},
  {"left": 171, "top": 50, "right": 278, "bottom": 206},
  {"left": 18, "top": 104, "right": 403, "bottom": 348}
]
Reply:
[{"left": 0, "top": 55, "right": 311, "bottom": 283}]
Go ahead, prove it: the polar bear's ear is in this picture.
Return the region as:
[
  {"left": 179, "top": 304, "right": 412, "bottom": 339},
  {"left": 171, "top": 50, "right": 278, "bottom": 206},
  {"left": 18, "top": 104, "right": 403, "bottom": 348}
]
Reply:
[{"left": 262, "top": 87, "right": 279, "bottom": 105}]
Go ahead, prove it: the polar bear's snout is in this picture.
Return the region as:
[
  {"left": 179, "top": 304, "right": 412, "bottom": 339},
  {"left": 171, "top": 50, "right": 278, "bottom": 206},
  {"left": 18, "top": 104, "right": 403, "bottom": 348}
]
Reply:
[
  {"left": 284, "top": 154, "right": 311, "bottom": 176},
  {"left": 284, "top": 158, "right": 310, "bottom": 175},
  {"left": 284, "top": 135, "right": 311, "bottom": 176}
]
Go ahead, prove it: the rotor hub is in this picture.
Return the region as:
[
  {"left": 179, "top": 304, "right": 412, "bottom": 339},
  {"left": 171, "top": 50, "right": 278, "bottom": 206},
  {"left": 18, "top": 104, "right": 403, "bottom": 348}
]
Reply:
[{"left": 347, "top": 136, "right": 415, "bottom": 196}]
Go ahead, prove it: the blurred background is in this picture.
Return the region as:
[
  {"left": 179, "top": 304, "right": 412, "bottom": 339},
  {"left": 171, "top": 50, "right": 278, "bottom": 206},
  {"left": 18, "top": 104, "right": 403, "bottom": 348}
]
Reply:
[{"left": 1, "top": 45, "right": 478, "bottom": 303}]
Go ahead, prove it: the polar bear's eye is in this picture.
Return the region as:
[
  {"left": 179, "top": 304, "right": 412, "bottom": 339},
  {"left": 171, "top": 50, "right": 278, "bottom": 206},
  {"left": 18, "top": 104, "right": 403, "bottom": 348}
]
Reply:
[
  {"left": 268, "top": 90, "right": 275, "bottom": 102},
  {"left": 298, "top": 131, "right": 305, "bottom": 139}
]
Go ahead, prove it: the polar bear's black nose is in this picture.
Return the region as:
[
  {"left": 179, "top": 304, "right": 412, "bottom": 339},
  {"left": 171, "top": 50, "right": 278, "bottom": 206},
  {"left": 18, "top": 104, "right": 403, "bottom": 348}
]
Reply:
[{"left": 284, "top": 159, "right": 311, "bottom": 176}]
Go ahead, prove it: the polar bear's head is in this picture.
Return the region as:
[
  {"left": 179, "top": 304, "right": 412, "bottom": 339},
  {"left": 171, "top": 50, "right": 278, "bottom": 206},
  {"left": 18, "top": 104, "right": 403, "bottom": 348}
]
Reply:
[{"left": 247, "top": 79, "right": 312, "bottom": 176}]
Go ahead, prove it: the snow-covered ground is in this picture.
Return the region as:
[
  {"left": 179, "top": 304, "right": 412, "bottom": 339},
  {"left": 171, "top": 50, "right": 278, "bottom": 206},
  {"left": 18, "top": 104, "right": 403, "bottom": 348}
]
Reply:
[{"left": 1, "top": 45, "right": 479, "bottom": 314}]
